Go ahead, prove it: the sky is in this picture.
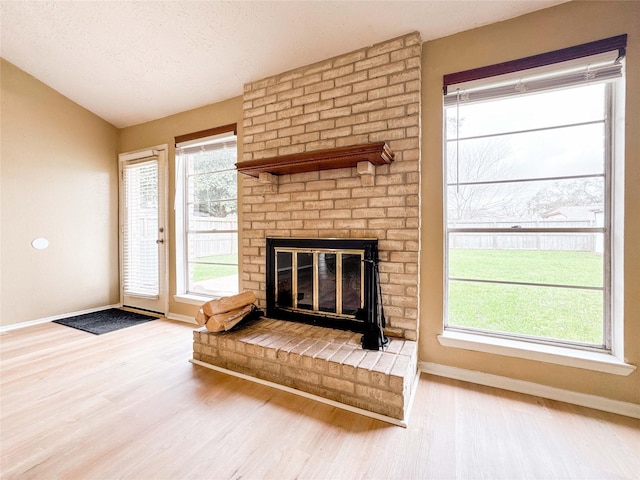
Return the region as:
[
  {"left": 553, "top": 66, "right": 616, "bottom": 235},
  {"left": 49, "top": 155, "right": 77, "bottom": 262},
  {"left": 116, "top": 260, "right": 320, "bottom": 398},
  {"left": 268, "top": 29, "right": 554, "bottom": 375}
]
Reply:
[{"left": 444, "top": 82, "right": 608, "bottom": 222}]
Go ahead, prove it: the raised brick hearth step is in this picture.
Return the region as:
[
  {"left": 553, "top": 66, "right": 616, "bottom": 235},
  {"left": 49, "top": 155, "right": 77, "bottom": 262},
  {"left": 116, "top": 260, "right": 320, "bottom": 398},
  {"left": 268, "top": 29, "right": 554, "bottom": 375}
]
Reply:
[{"left": 192, "top": 318, "right": 417, "bottom": 421}]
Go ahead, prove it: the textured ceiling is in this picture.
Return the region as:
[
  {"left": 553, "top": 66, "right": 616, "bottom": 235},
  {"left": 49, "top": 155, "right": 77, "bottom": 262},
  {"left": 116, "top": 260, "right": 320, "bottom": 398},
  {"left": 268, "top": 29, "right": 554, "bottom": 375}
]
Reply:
[{"left": 0, "top": 1, "right": 565, "bottom": 128}]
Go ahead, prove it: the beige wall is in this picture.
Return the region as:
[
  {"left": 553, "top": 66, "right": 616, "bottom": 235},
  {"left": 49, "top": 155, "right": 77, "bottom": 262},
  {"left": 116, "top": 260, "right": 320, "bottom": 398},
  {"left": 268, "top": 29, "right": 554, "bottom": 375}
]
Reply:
[
  {"left": 0, "top": 59, "right": 118, "bottom": 327},
  {"left": 118, "top": 97, "right": 243, "bottom": 317},
  {"left": 420, "top": 1, "right": 640, "bottom": 404}
]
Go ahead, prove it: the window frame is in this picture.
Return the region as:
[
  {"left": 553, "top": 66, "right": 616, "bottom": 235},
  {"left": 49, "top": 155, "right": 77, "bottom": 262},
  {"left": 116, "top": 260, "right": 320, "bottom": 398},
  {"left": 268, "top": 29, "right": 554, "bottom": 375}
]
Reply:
[
  {"left": 174, "top": 124, "right": 239, "bottom": 301},
  {"left": 442, "top": 41, "right": 625, "bottom": 355}
]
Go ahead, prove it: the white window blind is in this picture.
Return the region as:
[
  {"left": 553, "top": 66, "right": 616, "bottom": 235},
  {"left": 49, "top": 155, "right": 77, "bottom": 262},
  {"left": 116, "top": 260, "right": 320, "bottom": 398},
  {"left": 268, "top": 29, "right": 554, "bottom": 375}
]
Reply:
[
  {"left": 122, "top": 158, "right": 159, "bottom": 298},
  {"left": 444, "top": 51, "right": 624, "bottom": 107}
]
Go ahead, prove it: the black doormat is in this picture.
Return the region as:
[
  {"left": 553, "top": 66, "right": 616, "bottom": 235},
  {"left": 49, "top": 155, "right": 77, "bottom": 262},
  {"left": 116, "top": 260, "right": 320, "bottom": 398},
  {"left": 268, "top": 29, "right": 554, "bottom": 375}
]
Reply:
[{"left": 53, "top": 308, "right": 158, "bottom": 335}]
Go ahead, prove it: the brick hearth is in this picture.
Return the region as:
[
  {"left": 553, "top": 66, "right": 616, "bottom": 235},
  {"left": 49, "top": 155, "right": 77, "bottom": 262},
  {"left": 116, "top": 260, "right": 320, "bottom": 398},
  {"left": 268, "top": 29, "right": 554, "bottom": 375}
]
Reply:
[{"left": 192, "top": 318, "right": 417, "bottom": 422}]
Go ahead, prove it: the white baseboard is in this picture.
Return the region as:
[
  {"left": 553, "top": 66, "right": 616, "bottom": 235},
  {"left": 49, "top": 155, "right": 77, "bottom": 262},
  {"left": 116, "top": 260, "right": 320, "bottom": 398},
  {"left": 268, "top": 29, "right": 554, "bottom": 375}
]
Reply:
[
  {"left": 166, "top": 312, "right": 198, "bottom": 325},
  {"left": 0, "top": 303, "right": 122, "bottom": 333},
  {"left": 419, "top": 361, "right": 640, "bottom": 420}
]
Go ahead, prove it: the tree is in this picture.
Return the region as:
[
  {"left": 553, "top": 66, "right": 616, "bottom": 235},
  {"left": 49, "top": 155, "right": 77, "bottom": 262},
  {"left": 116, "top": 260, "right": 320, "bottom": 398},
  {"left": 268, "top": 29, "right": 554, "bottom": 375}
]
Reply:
[
  {"left": 446, "top": 137, "right": 515, "bottom": 221},
  {"left": 193, "top": 170, "right": 237, "bottom": 217},
  {"left": 190, "top": 148, "right": 237, "bottom": 218},
  {"left": 526, "top": 178, "right": 603, "bottom": 216}
]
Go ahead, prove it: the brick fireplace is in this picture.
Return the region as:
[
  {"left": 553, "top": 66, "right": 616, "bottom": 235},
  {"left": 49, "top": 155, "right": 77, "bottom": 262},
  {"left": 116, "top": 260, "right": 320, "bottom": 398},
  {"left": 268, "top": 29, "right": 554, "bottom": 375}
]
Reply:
[
  {"left": 193, "top": 32, "right": 421, "bottom": 423},
  {"left": 240, "top": 31, "right": 421, "bottom": 340}
]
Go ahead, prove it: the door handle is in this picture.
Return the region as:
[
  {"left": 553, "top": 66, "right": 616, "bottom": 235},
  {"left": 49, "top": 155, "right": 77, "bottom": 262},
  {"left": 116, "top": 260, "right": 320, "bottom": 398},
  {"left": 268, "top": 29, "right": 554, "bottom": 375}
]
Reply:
[{"left": 156, "top": 239, "right": 164, "bottom": 244}]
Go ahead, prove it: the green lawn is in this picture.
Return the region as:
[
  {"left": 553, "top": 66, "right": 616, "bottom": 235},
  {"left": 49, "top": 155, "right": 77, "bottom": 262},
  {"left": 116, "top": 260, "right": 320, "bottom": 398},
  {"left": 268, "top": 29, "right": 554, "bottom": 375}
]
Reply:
[
  {"left": 448, "top": 249, "right": 604, "bottom": 345},
  {"left": 192, "top": 254, "right": 238, "bottom": 282}
]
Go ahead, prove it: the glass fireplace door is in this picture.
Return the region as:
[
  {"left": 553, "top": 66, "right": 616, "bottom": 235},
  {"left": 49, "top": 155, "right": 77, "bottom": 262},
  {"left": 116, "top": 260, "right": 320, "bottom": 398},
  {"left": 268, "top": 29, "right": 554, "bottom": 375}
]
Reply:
[{"left": 274, "top": 248, "right": 364, "bottom": 318}]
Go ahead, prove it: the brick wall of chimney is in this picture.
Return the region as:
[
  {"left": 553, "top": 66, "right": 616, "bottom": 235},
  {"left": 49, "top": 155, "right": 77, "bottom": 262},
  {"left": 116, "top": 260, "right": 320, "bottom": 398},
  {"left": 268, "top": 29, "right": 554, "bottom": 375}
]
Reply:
[{"left": 240, "top": 32, "right": 421, "bottom": 340}]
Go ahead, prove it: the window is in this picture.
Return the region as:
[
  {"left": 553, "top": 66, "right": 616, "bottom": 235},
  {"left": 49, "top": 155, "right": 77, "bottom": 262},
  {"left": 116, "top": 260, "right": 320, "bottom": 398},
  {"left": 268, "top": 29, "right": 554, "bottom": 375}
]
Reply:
[
  {"left": 175, "top": 125, "right": 239, "bottom": 298},
  {"left": 443, "top": 37, "right": 626, "bottom": 351}
]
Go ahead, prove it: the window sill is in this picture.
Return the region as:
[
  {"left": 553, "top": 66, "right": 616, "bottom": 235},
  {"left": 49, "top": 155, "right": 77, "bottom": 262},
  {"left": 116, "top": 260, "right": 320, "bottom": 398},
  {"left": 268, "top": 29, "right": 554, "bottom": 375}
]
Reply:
[
  {"left": 174, "top": 294, "right": 212, "bottom": 306},
  {"left": 438, "top": 330, "right": 636, "bottom": 376}
]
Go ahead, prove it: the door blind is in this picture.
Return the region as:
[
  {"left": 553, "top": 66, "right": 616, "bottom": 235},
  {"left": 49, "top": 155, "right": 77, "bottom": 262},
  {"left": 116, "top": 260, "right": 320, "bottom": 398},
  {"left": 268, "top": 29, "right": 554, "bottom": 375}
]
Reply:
[{"left": 122, "top": 158, "right": 159, "bottom": 298}]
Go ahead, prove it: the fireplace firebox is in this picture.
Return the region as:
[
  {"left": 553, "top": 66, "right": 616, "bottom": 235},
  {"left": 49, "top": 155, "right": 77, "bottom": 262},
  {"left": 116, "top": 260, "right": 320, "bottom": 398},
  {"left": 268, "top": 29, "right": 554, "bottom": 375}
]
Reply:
[{"left": 266, "top": 238, "right": 388, "bottom": 350}]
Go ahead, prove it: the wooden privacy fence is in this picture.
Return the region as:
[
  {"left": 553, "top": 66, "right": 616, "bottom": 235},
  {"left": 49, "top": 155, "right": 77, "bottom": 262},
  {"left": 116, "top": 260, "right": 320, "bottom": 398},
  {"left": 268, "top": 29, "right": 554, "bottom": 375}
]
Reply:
[
  {"left": 449, "top": 220, "right": 603, "bottom": 253},
  {"left": 190, "top": 217, "right": 238, "bottom": 258}
]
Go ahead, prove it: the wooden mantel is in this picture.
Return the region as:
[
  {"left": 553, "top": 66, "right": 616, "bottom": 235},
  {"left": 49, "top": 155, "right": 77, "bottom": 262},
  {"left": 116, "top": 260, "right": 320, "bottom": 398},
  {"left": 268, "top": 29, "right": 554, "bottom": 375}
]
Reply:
[{"left": 236, "top": 142, "right": 394, "bottom": 177}]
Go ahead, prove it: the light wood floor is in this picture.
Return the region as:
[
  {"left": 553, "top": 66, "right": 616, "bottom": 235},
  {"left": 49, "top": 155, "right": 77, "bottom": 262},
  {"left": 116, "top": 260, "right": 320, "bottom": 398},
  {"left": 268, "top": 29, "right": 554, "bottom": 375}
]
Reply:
[{"left": 1, "top": 319, "right": 638, "bottom": 480}]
